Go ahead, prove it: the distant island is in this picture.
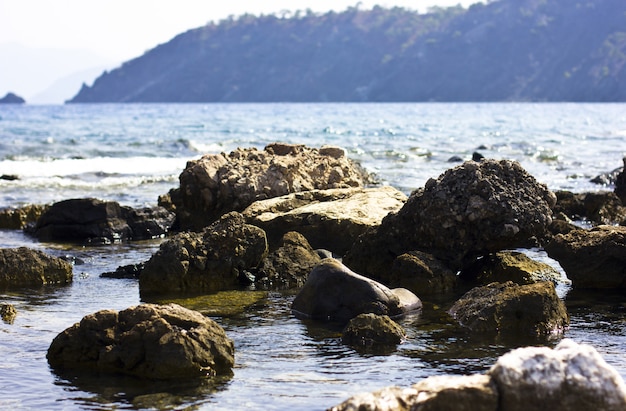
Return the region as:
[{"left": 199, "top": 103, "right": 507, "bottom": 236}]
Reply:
[
  {"left": 0, "top": 92, "right": 26, "bottom": 104},
  {"left": 68, "top": 0, "right": 626, "bottom": 103}
]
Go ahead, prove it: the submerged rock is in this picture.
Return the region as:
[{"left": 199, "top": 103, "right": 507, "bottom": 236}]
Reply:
[
  {"left": 330, "top": 340, "right": 626, "bottom": 411},
  {"left": 291, "top": 259, "right": 421, "bottom": 324},
  {"left": 545, "top": 225, "right": 626, "bottom": 289},
  {"left": 448, "top": 281, "right": 569, "bottom": 337},
  {"left": 168, "top": 143, "right": 373, "bottom": 230},
  {"left": 139, "top": 212, "right": 267, "bottom": 297},
  {"left": 33, "top": 198, "right": 174, "bottom": 244},
  {"left": 243, "top": 186, "right": 406, "bottom": 254},
  {"left": 47, "top": 303, "right": 234, "bottom": 379},
  {"left": 345, "top": 159, "right": 556, "bottom": 278},
  {"left": 341, "top": 313, "right": 406, "bottom": 349},
  {"left": 1, "top": 303, "right": 17, "bottom": 324},
  {"left": 0, "top": 247, "right": 73, "bottom": 288}
]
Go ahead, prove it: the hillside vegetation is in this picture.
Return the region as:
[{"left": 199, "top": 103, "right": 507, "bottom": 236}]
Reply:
[{"left": 69, "top": 0, "right": 626, "bottom": 102}]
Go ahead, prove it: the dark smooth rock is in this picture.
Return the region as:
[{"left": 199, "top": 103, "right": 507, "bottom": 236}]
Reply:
[
  {"left": 291, "top": 259, "right": 421, "bottom": 324},
  {"left": 47, "top": 303, "right": 234, "bottom": 379}
]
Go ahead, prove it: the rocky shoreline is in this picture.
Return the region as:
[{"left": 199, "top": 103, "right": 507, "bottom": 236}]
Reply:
[{"left": 1, "top": 143, "right": 625, "bottom": 409}]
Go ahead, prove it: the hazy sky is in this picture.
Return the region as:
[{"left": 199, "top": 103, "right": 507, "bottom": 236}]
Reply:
[{"left": 0, "top": 0, "right": 483, "bottom": 102}]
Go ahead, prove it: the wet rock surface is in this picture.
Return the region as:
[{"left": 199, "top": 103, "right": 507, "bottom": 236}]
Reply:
[
  {"left": 291, "top": 259, "right": 421, "bottom": 324},
  {"left": 545, "top": 225, "right": 626, "bottom": 289},
  {"left": 345, "top": 159, "right": 556, "bottom": 278},
  {"left": 448, "top": 281, "right": 569, "bottom": 337},
  {"left": 169, "top": 143, "right": 374, "bottom": 230},
  {"left": 33, "top": 198, "right": 174, "bottom": 244},
  {"left": 388, "top": 250, "right": 458, "bottom": 295},
  {"left": 47, "top": 303, "right": 234, "bottom": 380},
  {"left": 1, "top": 303, "right": 17, "bottom": 324},
  {"left": 0, "top": 204, "right": 47, "bottom": 229},
  {"left": 139, "top": 212, "right": 267, "bottom": 297},
  {"left": 0, "top": 247, "right": 73, "bottom": 288},
  {"left": 553, "top": 190, "right": 626, "bottom": 226}
]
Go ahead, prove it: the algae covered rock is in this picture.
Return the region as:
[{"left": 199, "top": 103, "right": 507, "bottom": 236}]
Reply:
[
  {"left": 0, "top": 247, "right": 73, "bottom": 288},
  {"left": 140, "top": 212, "right": 267, "bottom": 296},
  {"left": 47, "top": 303, "right": 234, "bottom": 380},
  {"left": 341, "top": 313, "right": 406, "bottom": 348},
  {"left": 448, "top": 281, "right": 569, "bottom": 337}
]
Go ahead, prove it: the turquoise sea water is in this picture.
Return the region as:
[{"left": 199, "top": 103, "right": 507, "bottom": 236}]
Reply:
[{"left": 0, "top": 103, "right": 625, "bottom": 410}]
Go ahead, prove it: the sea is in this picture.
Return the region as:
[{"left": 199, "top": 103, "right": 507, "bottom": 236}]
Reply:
[{"left": 0, "top": 103, "right": 625, "bottom": 410}]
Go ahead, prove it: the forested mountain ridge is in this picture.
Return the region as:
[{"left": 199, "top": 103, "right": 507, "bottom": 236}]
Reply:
[{"left": 69, "top": 0, "right": 626, "bottom": 102}]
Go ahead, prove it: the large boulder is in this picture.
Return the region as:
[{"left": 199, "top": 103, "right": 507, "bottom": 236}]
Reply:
[
  {"left": 345, "top": 160, "right": 556, "bottom": 278},
  {"left": 489, "top": 339, "right": 626, "bottom": 411},
  {"left": 460, "top": 251, "right": 564, "bottom": 286},
  {"left": 33, "top": 198, "right": 174, "bottom": 243},
  {"left": 0, "top": 247, "right": 73, "bottom": 288},
  {"left": 243, "top": 186, "right": 406, "bottom": 254},
  {"left": 544, "top": 225, "right": 626, "bottom": 289},
  {"left": 291, "top": 259, "right": 421, "bottom": 324},
  {"left": 330, "top": 340, "right": 626, "bottom": 411},
  {"left": 448, "top": 281, "right": 569, "bottom": 337},
  {"left": 254, "top": 231, "right": 322, "bottom": 289},
  {"left": 47, "top": 303, "right": 234, "bottom": 380},
  {"left": 168, "top": 143, "right": 373, "bottom": 230},
  {"left": 139, "top": 212, "right": 267, "bottom": 297}
]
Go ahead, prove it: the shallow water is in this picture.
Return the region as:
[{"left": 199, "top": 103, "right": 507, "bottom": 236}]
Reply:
[{"left": 1, "top": 103, "right": 625, "bottom": 410}]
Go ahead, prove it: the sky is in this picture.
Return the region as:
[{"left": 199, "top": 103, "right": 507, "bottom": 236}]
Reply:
[{"left": 0, "top": 0, "right": 483, "bottom": 103}]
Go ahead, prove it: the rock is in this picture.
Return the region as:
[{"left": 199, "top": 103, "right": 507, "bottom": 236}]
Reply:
[
  {"left": 0, "top": 247, "right": 73, "bottom": 288},
  {"left": 331, "top": 340, "right": 626, "bottom": 411},
  {"left": 243, "top": 186, "right": 406, "bottom": 254},
  {"left": 448, "top": 281, "right": 569, "bottom": 337},
  {"left": 341, "top": 313, "right": 406, "bottom": 348},
  {"left": 489, "top": 339, "right": 626, "bottom": 411},
  {"left": 460, "top": 251, "right": 563, "bottom": 286},
  {"left": 329, "top": 374, "right": 498, "bottom": 411},
  {"left": 345, "top": 160, "right": 556, "bottom": 278},
  {"left": 168, "top": 143, "right": 374, "bottom": 230},
  {"left": 0, "top": 92, "right": 25, "bottom": 104},
  {"left": 33, "top": 198, "right": 175, "bottom": 244},
  {"left": 254, "top": 231, "right": 321, "bottom": 289},
  {"left": 544, "top": 225, "right": 626, "bottom": 289},
  {"left": 591, "top": 165, "right": 623, "bottom": 186},
  {"left": 100, "top": 262, "right": 145, "bottom": 279},
  {"left": 0, "top": 204, "right": 47, "bottom": 229},
  {"left": 0, "top": 174, "right": 19, "bottom": 181},
  {"left": 1, "top": 303, "right": 17, "bottom": 324},
  {"left": 388, "top": 250, "right": 458, "bottom": 295},
  {"left": 291, "top": 259, "right": 421, "bottom": 324},
  {"left": 614, "top": 157, "right": 626, "bottom": 204},
  {"left": 46, "top": 303, "right": 234, "bottom": 379},
  {"left": 553, "top": 190, "right": 626, "bottom": 225},
  {"left": 139, "top": 212, "right": 267, "bottom": 297}
]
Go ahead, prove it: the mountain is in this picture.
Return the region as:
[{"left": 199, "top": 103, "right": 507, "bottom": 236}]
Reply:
[
  {"left": 30, "top": 65, "right": 112, "bottom": 104},
  {"left": 68, "top": 0, "right": 626, "bottom": 103},
  {"left": 0, "top": 92, "right": 25, "bottom": 104},
  {"left": 0, "top": 42, "right": 116, "bottom": 104}
]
